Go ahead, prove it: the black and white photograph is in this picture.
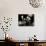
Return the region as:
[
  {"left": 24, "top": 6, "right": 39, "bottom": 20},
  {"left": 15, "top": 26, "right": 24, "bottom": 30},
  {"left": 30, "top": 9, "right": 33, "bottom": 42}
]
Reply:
[{"left": 18, "top": 14, "right": 34, "bottom": 26}]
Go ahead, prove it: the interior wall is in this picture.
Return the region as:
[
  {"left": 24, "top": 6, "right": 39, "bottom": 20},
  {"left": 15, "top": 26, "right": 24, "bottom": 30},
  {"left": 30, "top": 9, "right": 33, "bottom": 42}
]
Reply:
[{"left": 0, "top": 0, "right": 46, "bottom": 40}]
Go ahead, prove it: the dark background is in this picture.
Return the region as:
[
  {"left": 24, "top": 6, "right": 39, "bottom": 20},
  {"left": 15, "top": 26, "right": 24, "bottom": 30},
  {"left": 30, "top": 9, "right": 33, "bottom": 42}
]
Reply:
[{"left": 18, "top": 14, "right": 34, "bottom": 26}]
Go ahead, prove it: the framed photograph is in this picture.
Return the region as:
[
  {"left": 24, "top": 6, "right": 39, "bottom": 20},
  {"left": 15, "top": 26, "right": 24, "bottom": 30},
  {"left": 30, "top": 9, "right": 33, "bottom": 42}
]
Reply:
[{"left": 18, "top": 14, "right": 34, "bottom": 26}]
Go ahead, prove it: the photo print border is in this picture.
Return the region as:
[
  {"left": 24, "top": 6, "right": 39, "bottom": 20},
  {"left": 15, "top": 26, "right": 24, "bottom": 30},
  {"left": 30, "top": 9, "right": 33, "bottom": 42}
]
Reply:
[{"left": 18, "top": 14, "right": 34, "bottom": 26}]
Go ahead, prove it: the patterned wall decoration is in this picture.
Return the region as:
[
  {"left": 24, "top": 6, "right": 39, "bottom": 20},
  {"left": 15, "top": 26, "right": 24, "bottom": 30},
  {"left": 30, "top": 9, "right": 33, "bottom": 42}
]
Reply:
[
  {"left": 0, "top": 17, "right": 12, "bottom": 39},
  {"left": 29, "top": 0, "right": 44, "bottom": 8}
]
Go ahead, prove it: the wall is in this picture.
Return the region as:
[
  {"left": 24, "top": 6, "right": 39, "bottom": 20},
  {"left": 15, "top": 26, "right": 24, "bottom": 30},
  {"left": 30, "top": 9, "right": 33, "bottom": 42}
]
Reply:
[{"left": 0, "top": 0, "right": 46, "bottom": 40}]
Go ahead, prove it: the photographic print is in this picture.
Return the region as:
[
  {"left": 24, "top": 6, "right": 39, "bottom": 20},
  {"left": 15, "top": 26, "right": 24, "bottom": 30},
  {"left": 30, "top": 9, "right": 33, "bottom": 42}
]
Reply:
[{"left": 18, "top": 14, "right": 34, "bottom": 26}]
